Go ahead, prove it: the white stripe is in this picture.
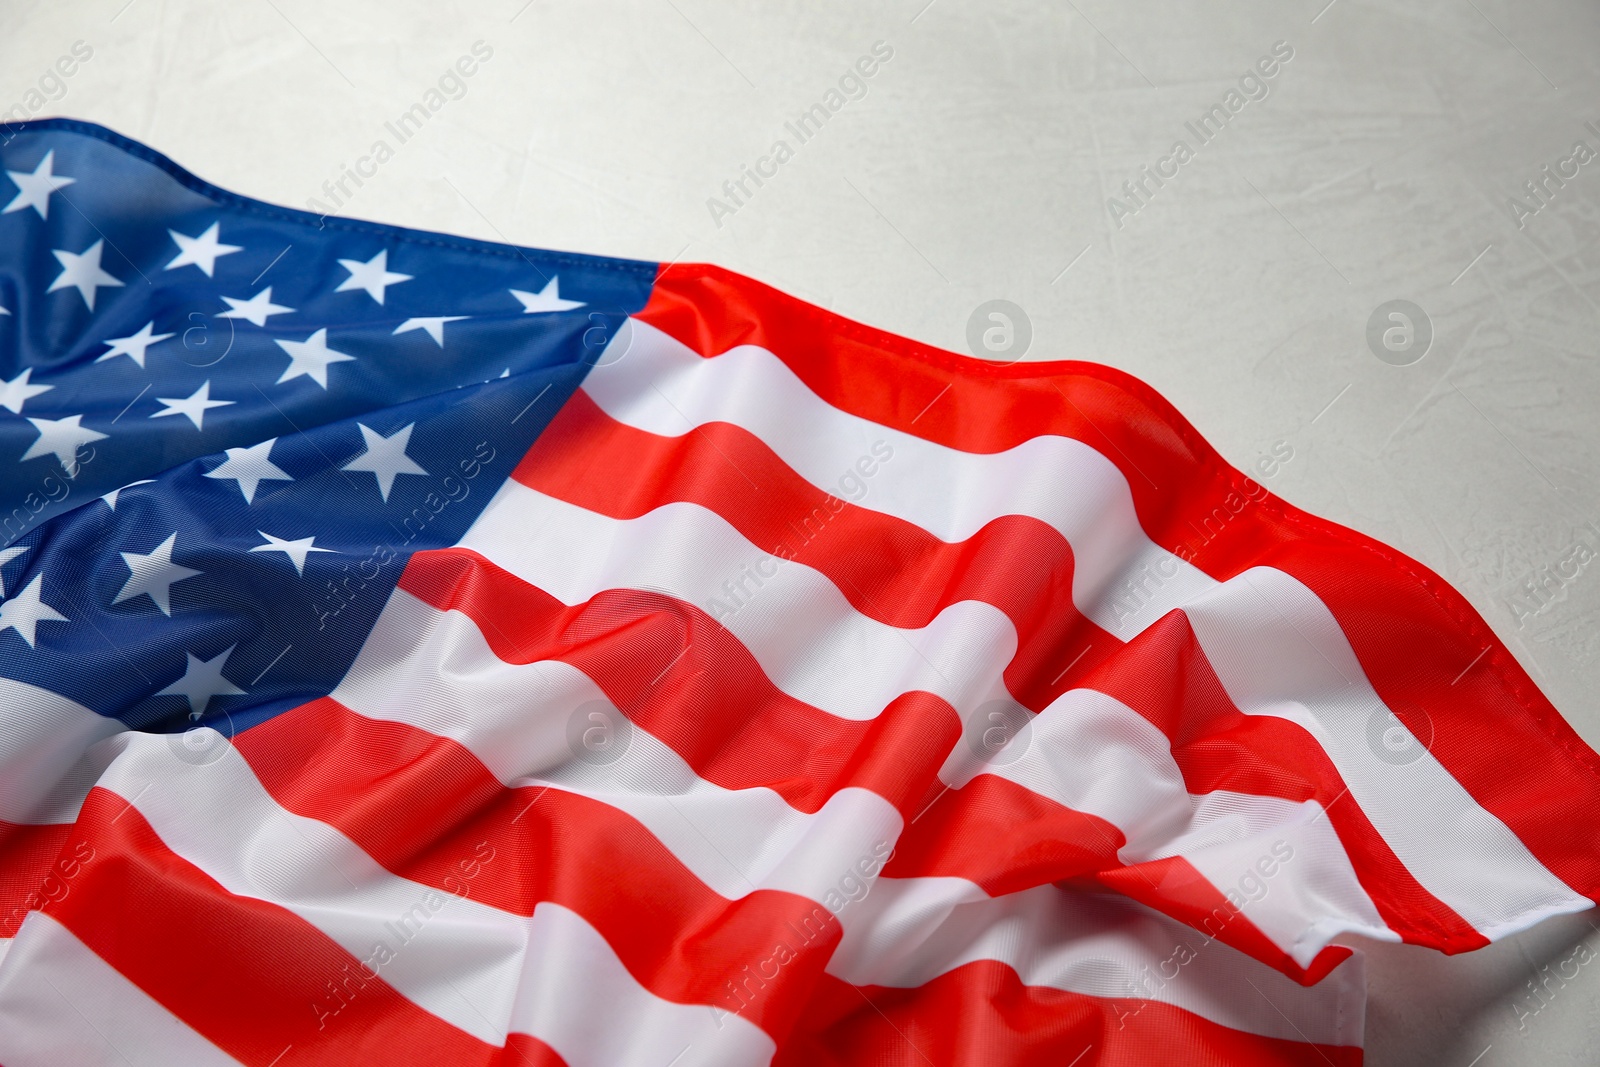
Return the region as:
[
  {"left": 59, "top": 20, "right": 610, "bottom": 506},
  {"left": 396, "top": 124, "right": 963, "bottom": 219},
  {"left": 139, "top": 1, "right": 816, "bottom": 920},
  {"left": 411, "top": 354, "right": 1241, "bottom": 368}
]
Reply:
[
  {"left": 459, "top": 480, "right": 1018, "bottom": 722},
  {"left": 950, "top": 684, "right": 1395, "bottom": 965},
  {"left": 0, "top": 677, "right": 123, "bottom": 823},
  {"left": 583, "top": 321, "right": 1586, "bottom": 935},
  {"left": 1164, "top": 793, "right": 1401, "bottom": 964},
  {"left": 78, "top": 731, "right": 775, "bottom": 1064},
  {"left": 827, "top": 878, "right": 1365, "bottom": 1048},
  {"left": 513, "top": 903, "right": 776, "bottom": 1067},
  {"left": 0, "top": 912, "right": 243, "bottom": 1067}
]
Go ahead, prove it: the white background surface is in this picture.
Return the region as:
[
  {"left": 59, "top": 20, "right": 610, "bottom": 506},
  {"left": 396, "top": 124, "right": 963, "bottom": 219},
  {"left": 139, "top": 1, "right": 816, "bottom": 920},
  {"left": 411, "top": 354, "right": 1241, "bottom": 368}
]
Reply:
[{"left": 6, "top": 1, "right": 1600, "bottom": 1063}]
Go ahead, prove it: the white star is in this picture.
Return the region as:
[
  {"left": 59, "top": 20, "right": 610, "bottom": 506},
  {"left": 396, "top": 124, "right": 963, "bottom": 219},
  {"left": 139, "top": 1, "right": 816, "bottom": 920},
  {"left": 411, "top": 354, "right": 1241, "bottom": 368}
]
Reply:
[
  {"left": 102, "top": 479, "right": 155, "bottom": 511},
  {"left": 0, "top": 575, "right": 68, "bottom": 648},
  {"left": 336, "top": 250, "right": 411, "bottom": 305},
  {"left": 510, "top": 276, "right": 584, "bottom": 314},
  {"left": 0, "top": 305, "right": 9, "bottom": 315},
  {"left": 342, "top": 423, "right": 428, "bottom": 502},
  {"left": 218, "top": 287, "right": 294, "bottom": 328},
  {"left": 0, "top": 546, "right": 27, "bottom": 596},
  {"left": 48, "top": 240, "right": 124, "bottom": 312},
  {"left": 113, "top": 532, "right": 201, "bottom": 616},
  {"left": 97, "top": 321, "right": 175, "bottom": 368},
  {"left": 394, "top": 316, "right": 467, "bottom": 346},
  {"left": 0, "top": 368, "right": 51, "bottom": 414},
  {"left": 165, "top": 223, "right": 241, "bottom": 278},
  {"left": 274, "top": 328, "right": 354, "bottom": 389},
  {"left": 204, "top": 439, "right": 292, "bottom": 504},
  {"left": 20, "top": 414, "right": 107, "bottom": 477},
  {"left": 3, "top": 150, "right": 75, "bottom": 220},
  {"left": 154, "top": 646, "right": 245, "bottom": 717},
  {"left": 250, "top": 530, "right": 333, "bottom": 575},
  {"left": 150, "top": 380, "right": 233, "bottom": 431}
]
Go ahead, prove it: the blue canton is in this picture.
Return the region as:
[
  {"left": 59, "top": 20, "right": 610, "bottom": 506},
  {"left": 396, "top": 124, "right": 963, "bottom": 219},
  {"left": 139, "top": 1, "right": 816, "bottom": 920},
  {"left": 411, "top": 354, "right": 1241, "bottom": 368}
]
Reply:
[{"left": 0, "top": 119, "right": 655, "bottom": 738}]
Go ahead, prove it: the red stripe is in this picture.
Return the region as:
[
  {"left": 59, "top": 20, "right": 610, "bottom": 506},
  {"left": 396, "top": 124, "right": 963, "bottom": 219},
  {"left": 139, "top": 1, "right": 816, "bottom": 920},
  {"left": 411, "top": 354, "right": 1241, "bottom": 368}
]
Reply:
[
  {"left": 776, "top": 961, "right": 1362, "bottom": 1067},
  {"left": 39, "top": 788, "right": 498, "bottom": 1067},
  {"left": 234, "top": 696, "right": 844, "bottom": 1041},
  {"left": 0, "top": 822, "right": 70, "bottom": 938},
  {"left": 502, "top": 1035, "right": 570, "bottom": 1067},
  {"left": 887, "top": 772, "right": 1124, "bottom": 897},
  {"left": 1084, "top": 855, "right": 1354, "bottom": 987},
  {"left": 637, "top": 261, "right": 1600, "bottom": 907}
]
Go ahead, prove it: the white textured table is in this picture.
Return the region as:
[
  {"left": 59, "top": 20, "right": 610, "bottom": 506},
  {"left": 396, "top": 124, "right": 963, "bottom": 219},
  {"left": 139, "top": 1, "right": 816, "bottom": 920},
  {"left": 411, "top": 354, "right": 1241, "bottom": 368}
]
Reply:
[{"left": 6, "top": 1, "right": 1599, "bottom": 1063}]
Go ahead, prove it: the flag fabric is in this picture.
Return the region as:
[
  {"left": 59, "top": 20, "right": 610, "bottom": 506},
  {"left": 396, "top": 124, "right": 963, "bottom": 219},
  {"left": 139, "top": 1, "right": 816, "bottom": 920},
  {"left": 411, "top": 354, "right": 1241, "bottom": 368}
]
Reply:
[{"left": 0, "top": 118, "right": 1596, "bottom": 1067}]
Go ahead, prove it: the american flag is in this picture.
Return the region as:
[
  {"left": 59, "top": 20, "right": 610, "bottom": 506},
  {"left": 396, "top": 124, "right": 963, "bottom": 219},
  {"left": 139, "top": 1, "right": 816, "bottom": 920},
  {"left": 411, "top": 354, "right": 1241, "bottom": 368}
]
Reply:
[{"left": 0, "top": 118, "right": 1595, "bottom": 1066}]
